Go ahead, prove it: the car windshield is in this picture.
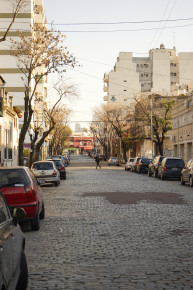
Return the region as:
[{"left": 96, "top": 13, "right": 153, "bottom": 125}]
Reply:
[
  {"left": 53, "top": 160, "right": 62, "bottom": 167},
  {"left": 32, "top": 162, "right": 54, "bottom": 170},
  {"left": 129, "top": 158, "right": 134, "bottom": 162},
  {"left": 166, "top": 159, "right": 185, "bottom": 167},
  {"left": 0, "top": 169, "right": 29, "bottom": 186}
]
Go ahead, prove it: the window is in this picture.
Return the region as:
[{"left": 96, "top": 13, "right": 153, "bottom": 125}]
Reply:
[
  {"left": 141, "top": 84, "right": 144, "bottom": 87},
  {"left": 0, "top": 195, "right": 9, "bottom": 223},
  {"left": 141, "top": 74, "right": 143, "bottom": 77},
  {"left": 173, "top": 118, "right": 177, "bottom": 128},
  {"left": 173, "top": 73, "right": 177, "bottom": 76},
  {"left": 124, "top": 89, "right": 127, "bottom": 92},
  {"left": 137, "top": 64, "right": 139, "bottom": 67},
  {"left": 179, "top": 115, "right": 184, "bottom": 126},
  {"left": 186, "top": 111, "right": 192, "bottom": 124},
  {"left": 124, "top": 80, "right": 127, "bottom": 82},
  {"left": 146, "top": 74, "right": 148, "bottom": 77},
  {"left": 144, "top": 64, "right": 148, "bottom": 68},
  {"left": 140, "top": 64, "right": 143, "bottom": 68}
]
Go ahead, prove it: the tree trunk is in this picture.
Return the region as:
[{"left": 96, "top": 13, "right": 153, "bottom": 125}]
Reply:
[{"left": 122, "top": 141, "right": 127, "bottom": 163}]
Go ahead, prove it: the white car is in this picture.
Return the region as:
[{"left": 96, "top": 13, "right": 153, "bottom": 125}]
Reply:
[
  {"left": 108, "top": 157, "right": 119, "bottom": 166},
  {"left": 125, "top": 158, "right": 134, "bottom": 171},
  {"left": 31, "top": 161, "right": 60, "bottom": 187}
]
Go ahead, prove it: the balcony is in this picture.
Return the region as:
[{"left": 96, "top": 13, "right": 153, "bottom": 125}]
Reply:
[
  {"left": 104, "top": 73, "right": 109, "bottom": 83},
  {"left": 34, "top": 13, "right": 45, "bottom": 26},
  {"left": 35, "top": 0, "right": 44, "bottom": 12},
  {"left": 104, "top": 85, "right": 108, "bottom": 92}
]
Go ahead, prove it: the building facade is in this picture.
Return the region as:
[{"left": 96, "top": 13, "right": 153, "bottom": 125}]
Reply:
[
  {"left": 104, "top": 44, "right": 193, "bottom": 105},
  {"left": 0, "top": 76, "right": 22, "bottom": 166},
  {"left": 0, "top": 0, "right": 47, "bottom": 149}
]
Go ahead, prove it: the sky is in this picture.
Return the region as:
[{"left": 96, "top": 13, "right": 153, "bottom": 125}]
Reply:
[{"left": 44, "top": 0, "right": 193, "bottom": 131}]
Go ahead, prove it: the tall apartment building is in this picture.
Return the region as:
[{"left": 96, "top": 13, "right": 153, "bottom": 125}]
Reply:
[
  {"left": 104, "top": 44, "right": 193, "bottom": 105},
  {"left": 0, "top": 0, "right": 47, "bottom": 149}
]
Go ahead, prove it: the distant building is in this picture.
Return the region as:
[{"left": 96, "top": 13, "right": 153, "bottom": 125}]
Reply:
[
  {"left": 68, "top": 136, "right": 96, "bottom": 155},
  {"left": 104, "top": 44, "right": 193, "bottom": 105},
  {"left": 75, "top": 123, "right": 81, "bottom": 132}
]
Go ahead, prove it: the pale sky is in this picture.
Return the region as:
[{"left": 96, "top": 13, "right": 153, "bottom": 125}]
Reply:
[{"left": 44, "top": 0, "right": 193, "bottom": 131}]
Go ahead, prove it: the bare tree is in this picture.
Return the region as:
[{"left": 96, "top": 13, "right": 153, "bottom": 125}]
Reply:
[
  {"left": 29, "top": 78, "right": 77, "bottom": 165},
  {"left": 0, "top": 0, "right": 28, "bottom": 43},
  {"left": 132, "top": 94, "right": 175, "bottom": 155},
  {"left": 11, "top": 26, "right": 76, "bottom": 165}
]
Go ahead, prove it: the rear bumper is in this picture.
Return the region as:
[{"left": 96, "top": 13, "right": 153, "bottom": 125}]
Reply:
[
  {"left": 10, "top": 202, "right": 38, "bottom": 219},
  {"left": 163, "top": 171, "right": 181, "bottom": 178}
]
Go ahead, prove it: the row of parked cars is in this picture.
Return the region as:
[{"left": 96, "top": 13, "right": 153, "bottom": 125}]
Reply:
[
  {"left": 0, "top": 153, "right": 70, "bottom": 289},
  {"left": 125, "top": 155, "right": 193, "bottom": 186}
]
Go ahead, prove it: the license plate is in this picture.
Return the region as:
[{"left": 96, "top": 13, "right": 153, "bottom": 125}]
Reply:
[{"left": 172, "top": 168, "right": 178, "bottom": 171}]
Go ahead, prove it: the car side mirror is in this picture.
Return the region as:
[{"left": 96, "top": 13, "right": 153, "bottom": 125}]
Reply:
[{"left": 12, "top": 207, "right": 26, "bottom": 225}]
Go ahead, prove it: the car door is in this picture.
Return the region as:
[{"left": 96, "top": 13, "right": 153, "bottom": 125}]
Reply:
[
  {"left": 183, "top": 160, "right": 191, "bottom": 182},
  {"left": 0, "top": 193, "right": 14, "bottom": 289}
]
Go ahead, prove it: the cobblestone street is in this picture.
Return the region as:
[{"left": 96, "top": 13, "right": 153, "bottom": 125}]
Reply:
[{"left": 24, "top": 155, "right": 193, "bottom": 289}]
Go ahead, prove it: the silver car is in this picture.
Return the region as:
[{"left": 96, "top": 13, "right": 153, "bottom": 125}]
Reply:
[
  {"left": 108, "top": 157, "right": 119, "bottom": 166},
  {"left": 125, "top": 158, "right": 134, "bottom": 171},
  {"left": 31, "top": 161, "right": 60, "bottom": 187}
]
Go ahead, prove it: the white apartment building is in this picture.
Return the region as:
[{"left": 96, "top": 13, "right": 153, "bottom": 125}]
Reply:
[
  {"left": 104, "top": 44, "right": 193, "bottom": 105},
  {"left": 0, "top": 0, "right": 47, "bottom": 149}
]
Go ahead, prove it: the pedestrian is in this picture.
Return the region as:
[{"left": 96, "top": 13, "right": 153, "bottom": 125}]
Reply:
[{"left": 95, "top": 154, "right": 101, "bottom": 169}]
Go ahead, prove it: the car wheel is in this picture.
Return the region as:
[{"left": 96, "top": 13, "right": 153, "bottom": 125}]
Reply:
[
  {"left": 16, "top": 251, "right": 28, "bottom": 290},
  {"left": 161, "top": 173, "right": 165, "bottom": 180},
  {"left": 39, "top": 202, "right": 45, "bottom": 220},
  {"left": 125, "top": 167, "right": 127, "bottom": 171},
  {"left": 63, "top": 173, "right": 66, "bottom": 180},
  {"left": 55, "top": 182, "right": 59, "bottom": 187},
  {"left": 138, "top": 169, "right": 141, "bottom": 174},
  {"left": 148, "top": 170, "right": 151, "bottom": 177},
  {"left": 31, "top": 209, "right": 40, "bottom": 231},
  {"left": 180, "top": 176, "right": 185, "bottom": 185},
  {"left": 190, "top": 176, "right": 193, "bottom": 187}
]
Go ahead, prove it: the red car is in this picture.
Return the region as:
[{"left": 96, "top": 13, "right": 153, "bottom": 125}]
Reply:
[{"left": 0, "top": 166, "right": 44, "bottom": 231}]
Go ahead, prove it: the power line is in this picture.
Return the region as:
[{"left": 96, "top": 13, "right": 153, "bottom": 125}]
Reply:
[
  {"left": 58, "top": 23, "right": 193, "bottom": 33},
  {"left": 1, "top": 17, "right": 193, "bottom": 25}
]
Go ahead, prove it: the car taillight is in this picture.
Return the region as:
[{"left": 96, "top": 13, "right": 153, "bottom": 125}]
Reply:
[
  {"left": 25, "top": 184, "right": 33, "bottom": 197},
  {"left": 52, "top": 169, "right": 57, "bottom": 176},
  {"left": 139, "top": 162, "right": 142, "bottom": 166},
  {"left": 164, "top": 166, "right": 167, "bottom": 171},
  {"left": 158, "top": 161, "right": 160, "bottom": 164},
  {"left": 61, "top": 166, "right": 65, "bottom": 170}
]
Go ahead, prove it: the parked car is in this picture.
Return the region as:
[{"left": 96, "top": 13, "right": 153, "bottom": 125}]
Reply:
[
  {"left": 0, "top": 166, "right": 44, "bottom": 231},
  {"left": 50, "top": 155, "right": 66, "bottom": 166},
  {"left": 136, "top": 158, "right": 152, "bottom": 174},
  {"left": 31, "top": 161, "right": 60, "bottom": 187},
  {"left": 108, "top": 157, "right": 119, "bottom": 166},
  {"left": 148, "top": 155, "right": 165, "bottom": 177},
  {"left": 99, "top": 154, "right": 107, "bottom": 161},
  {"left": 131, "top": 157, "right": 142, "bottom": 172},
  {"left": 125, "top": 158, "right": 134, "bottom": 171},
  {"left": 0, "top": 191, "right": 28, "bottom": 290},
  {"left": 158, "top": 157, "right": 185, "bottom": 180},
  {"left": 181, "top": 158, "right": 193, "bottom": 186},
  {"left": 47, "top": 159, "right": 66, "bottom": 180}
]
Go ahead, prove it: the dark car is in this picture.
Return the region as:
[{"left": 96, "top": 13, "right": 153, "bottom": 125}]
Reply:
[
  {"left": 158, "top": 157, "right": 185, "bottom": 180},
  {"left": 0, "top": 167, "right": 45, "bottom": 231},
  {"left": 47, "top": 159, "right": 66, "bottom": 180},
  {"left": 181, "top": 158, "right": 193, "bottom": 186},
  {"left": 131, "top": 157, "right": 142, "bottom": 172},
  {"left": 148, "top": 155, "right": 165, "bottom": 178},
  {"left": 99, "top": 154, "right": 107, "bottom": 161},
  {"left": 136, "top": 158, "right": 152, "bottom": 174},
  {"left": 0, "top": 191, "right": 28, "bottom": 290}
]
